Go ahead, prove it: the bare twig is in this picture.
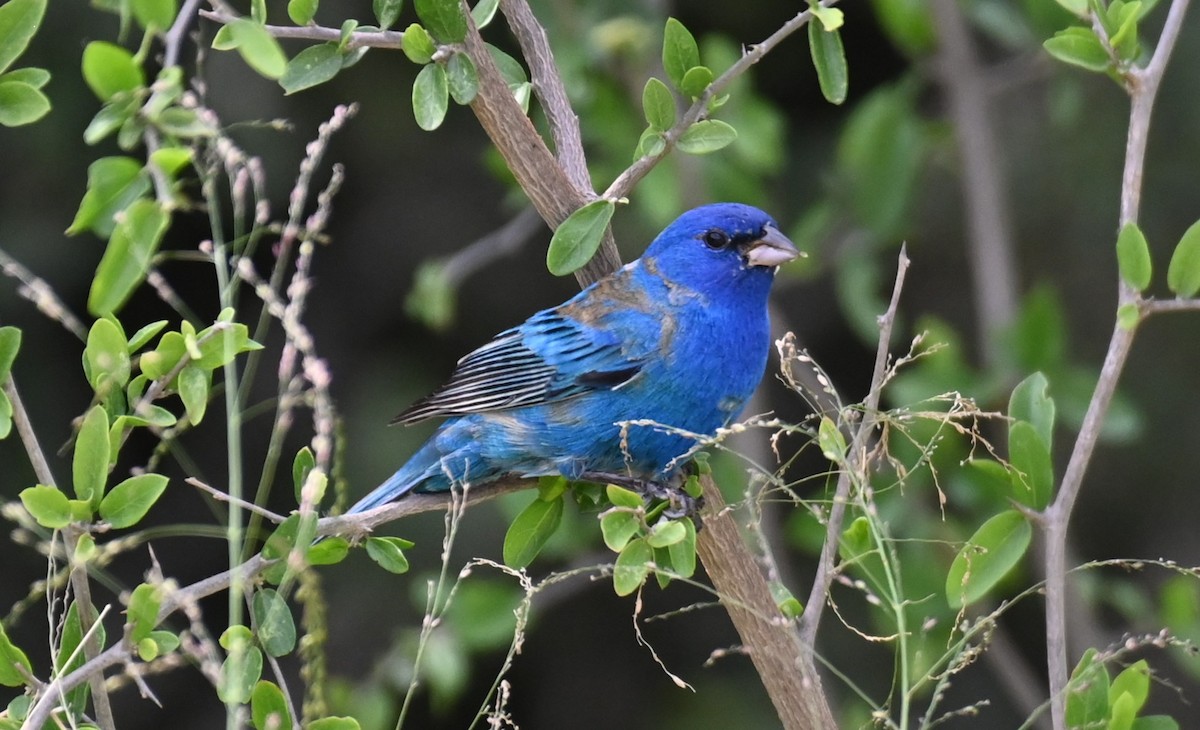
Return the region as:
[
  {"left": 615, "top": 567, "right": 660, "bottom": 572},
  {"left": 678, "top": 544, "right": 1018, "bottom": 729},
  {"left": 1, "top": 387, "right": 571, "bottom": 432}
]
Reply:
[
  {"left": 799, "top": 245, "right": 910, "bottom": 648},
  {"left": 930, "top": 0, "right": 1019, "bottom": 366},
  {"left": 187, "top": 477, "right": 287, "bottom": 523},
  {"left": 441, "top": 206, "right": 543, "bottom": 286},
  {"left": 198, "top": 9, "right": 403, "bottom": 49},
  {"left": 3, "top": 373, "right": 56, "bottom": 487},
  {"left": 64, "top": 527, "right": 117, "bottom": 730},
  {"left": 1042, "top": 1, "right": 1192, "bottom": 726}
]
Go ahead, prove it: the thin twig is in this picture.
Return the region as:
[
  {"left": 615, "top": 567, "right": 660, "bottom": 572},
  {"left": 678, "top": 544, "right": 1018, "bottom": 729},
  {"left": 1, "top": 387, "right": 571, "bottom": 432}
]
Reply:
[
  {"left": 930, "top": 0, "right": 1019, "bottom": 366},
  {"left": 198, "top": 9, "right": 403, "bottom": 49},
  {"left": 187, "top": 477, "right": 287, "bottom": 523},
  {"left": 1042, "top": 1, "right": 1192, "bottom": 726},
  {"left": 3, "top": 373, "right": 56, "bottom": 486},
  {"left": 799, "top": 245, "right": 910, "bottom": 648},
  {"left": 64, "top": 527, "right": 117, "bottom": 730}
]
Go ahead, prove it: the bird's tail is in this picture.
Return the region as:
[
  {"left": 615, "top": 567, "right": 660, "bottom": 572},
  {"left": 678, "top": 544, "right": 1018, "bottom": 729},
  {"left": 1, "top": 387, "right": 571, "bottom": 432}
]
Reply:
[{"left": 344, "top": 439, "right": 445, "bottom": 515}]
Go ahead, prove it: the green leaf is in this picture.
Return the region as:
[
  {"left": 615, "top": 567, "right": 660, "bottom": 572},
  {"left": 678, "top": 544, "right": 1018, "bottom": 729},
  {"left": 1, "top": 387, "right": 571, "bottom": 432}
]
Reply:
[
  {"left": 131, "top": 0, "right": 176, "bottom": 30},
  {"left": 412, "top": 62, "right": 448, "bottom": 130},
  {"left": 1131, "top": 717, "right": 1180, "bottom": 730},
  {"left": 280, "top": 43, "right": 343, "bottom": 94},
  {"left": 402, "top": 23, "right": 436, "bottom": 64},
  {"left": 546, "top": 199, "right": 615, "bottom": 276},
  {"left": 838, "top": 515, "right": 873, "bottom": 562},
  {"left": 1108, "top": 1, "right": 1142, "bottom": 60},
  {"left": 679, "top": 65, "right": 713, "bottom": 99},
  {"left": 153, "top": 106, "right": 213, "bottom": 137},
  {"left": 1117, "top": 302, "right": 1140, "bottom": 330},
  {"left": 149, "top": 630, "right": 178, "bottom": 654},
  {"left": 0, "top": 0, "right": 47, "bottom": 76},
  {"left": 287, "top": 0, "right": 318, "bottom": 25},
  {"left": 148, "top": 147, "right": 191, "bottom": 180},
  {"left": 0, "top": 618, "right": 33, "bottom": 687},
  {"left": 308, "top": 718, "right": 362, "bottom": 730},
  {"left": 19, "top": 484, "right": 71, "bottom": 529},
  {"left": 445, "top": 52, "right": 478, "bottom": 105},
  {"left": 74, "top": 406, "right": 111, "bottom": 504},
  {"left": 665, "top": 517, "right": 696, "bottom": 578},
  {"left": 414, "top": 0, "right": 466, "bottom": 42},
  {"left": 128, "top": 321, "right": 168, "bottom": 355},
  {"left": 218, "top": 645, "right": 263, "bottom": 704},
  {"left": 177, "top": 364, "right": 209, "bottom": 424},
  {"left": 1009, "top": 372, "right": 1055, "bottom": 449},
  {"left": 471, "top": 0, "right": 498, "bottom": 27},
  {"left": 1166, "top": 219, "right": 1200, "bottom": 297},
  {"left": 662, "top": 17, "right": 699, "bottom": 91},
  {"left": 1066, "top": 648, "right": 1110, "bottom": 729},
  {"left": 99, "top": 472, "right": 168, "bottom": 528},
  {"left": 1044, "top": 27, "right": 1110, "bottom": 72},
  {"left": 212, "top": 18, "right": 287, "bottom": 79},
  {"left": 675, "top": 119, "right": 737, "bottom": 155},
  {"left": 502, "top": 494, "right": 564, "bottom": 568},
  {"left": 0, "top": 80, "right": 48, "bottom": 126},
  {"left": 86, "top": 318, "right": 131, "bottom": 395},
  {"left": 292, "top": 446, "right": 315, "bottom": 504},
  {"left": 1054, "top": 0, "right": 1089, "bottom": 16},
  {"left": 641, "top": 77, "right": 674, "bottom": 131},
  {"left": 945, "top": 510, "right": 1032, "bottom": 608},
  {"left": 600, "top": 510, "right": 640, "bottom": 552},
  {"left": 365, "top": 536, "right": 413, "bottom": 573},
  {"left": 0, "top": 326, "right": 21, "bottom": 381},
  {"left": 1007, "top": 423, "right": 1051, "bottom": 506},
  {"left": 809, "top": 24, "right": 848, "bottom": 105},
  {"left": 67, "top": 156, "right": 149, "bottom": 237},
  {"left": 606, "top": 484, "right": 643, "bottom": 509},
  {"left": 613, "top": 537, "right": 652, "bottom": 596},
  {"left": 646, "top": 519, "right": 686, "bottom": 548},
  {"left": 88, "top": 198, "right": 170, "bottom": 316},
  {"left": 1116, "top": 222, "right": 1153, "bottom": 291},
  {"left": 308, "top": 536, "right": 349, "bottom": 565},
  {"left": 253, "top": 589, "right": 296, "bottom": 657},
  {"left": 251, "top": 680, "right": 293, "bottom": 730},
  {"left": 1109, "top": 659, "right": 1150, "bottom": 716},
  {"left": 55, "top": 601, "right": 100, "bottom": 712},
  {"left": 81, "top": 41, "right": 144, "bottom": 101},
  {"left": 811, "top": 5, "right": 845, "bottom": 31},
  {"left": 817, "top": 416, "right": 846, "bottom": 464},
  {"left": 127, "top": 582, "right": 162, "bottom": 643},
  {"left": 0, "top": 65, "right": 49, "bottom": 88},
  {"left": 633, "top": 127, "right": 665, "bottom": 160},
  {"left": 373, "top": 0, "right": 403, "bottom": 28}
]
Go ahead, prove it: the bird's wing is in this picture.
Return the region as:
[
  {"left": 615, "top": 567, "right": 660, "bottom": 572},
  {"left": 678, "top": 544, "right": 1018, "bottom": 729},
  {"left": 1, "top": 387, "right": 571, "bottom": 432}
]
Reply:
[{"left": 391, "top": 308, "right": 650, "bottom": 425}]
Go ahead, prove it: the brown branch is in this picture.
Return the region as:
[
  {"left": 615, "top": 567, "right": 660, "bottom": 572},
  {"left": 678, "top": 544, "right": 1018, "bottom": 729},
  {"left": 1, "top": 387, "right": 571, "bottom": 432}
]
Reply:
[
  {"left": 799, "top": 245, "right": 910, "bottom": 648},
  {"left": 695, "top": 477, "right": 836, "bottom": 729},
  {"left": 63, "top": 527, "right": 117, "bottom": 730},
  {"left": 930, "top": 0, "right": 1019, "bottom": 366},
  {"left": 458, "top": 7, "right": 622, "bottom": 286}
]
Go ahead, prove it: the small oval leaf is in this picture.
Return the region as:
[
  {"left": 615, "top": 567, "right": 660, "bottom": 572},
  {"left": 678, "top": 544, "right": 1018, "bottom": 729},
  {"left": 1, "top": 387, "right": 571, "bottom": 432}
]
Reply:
[
  {"left": 1166, "top": 219, "right": 1200, "bottom": 297},
  {"left": 809, "top": 24, "right": 848, "bottom": 105},
  {"left": 99, "top": 473, "right": 168, "bottom": 528},
  {"left": 19, "top": 484, "right": 71, "bottom": 529},
  {"left": 613, "top": 537, "right": 653, "bottom": 596},
  {"left": 412, "top": 62, "right": 448, "bottom": 131},
  {"left": 365, "top": 535, "right": 412, "bottom": 574},
  {"left": 545, "top": 199, "right": 615, "bottom": 276},
  {"left": 1116, "top": 221, "right": 1152, "bottom": 291},
  {"left": 945, "top": 510, "right": 1032, "bottom": 609},
  {"left": 675, "top": 119, "right": 737, "bottom": 155},
  {"left": 642, "top": 76, "right": 675, "bottom": 131},
  {"left": 502, "top": 494, "right": 564, "bottom": 568},
  {"left": 253, "top": 589, "right": 296, "bottom": 657}
]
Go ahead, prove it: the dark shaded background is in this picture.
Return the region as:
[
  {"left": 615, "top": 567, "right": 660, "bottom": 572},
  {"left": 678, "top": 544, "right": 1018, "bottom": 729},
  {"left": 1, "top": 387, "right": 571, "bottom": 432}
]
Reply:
[{"left": 2, "top": 1, "right": 1199, "bottom": 728}]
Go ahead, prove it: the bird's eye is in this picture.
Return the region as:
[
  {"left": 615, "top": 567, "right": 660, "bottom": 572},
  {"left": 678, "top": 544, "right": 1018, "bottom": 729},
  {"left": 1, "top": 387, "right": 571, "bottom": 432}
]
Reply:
[{"left": 703, "top": 230, "right": 730, "bottom": 249}]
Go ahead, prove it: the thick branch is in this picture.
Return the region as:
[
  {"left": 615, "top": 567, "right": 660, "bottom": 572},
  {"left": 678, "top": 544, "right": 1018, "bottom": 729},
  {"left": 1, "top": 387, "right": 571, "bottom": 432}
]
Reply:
[{"left": 695, "top": 477, "right": 836, "bottom": 729}]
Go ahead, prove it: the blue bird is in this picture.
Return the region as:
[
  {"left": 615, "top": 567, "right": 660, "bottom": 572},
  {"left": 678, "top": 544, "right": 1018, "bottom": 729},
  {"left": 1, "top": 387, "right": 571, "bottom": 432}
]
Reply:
[{"left": 347, "top": 203, "right": 799, "bottom": 515}]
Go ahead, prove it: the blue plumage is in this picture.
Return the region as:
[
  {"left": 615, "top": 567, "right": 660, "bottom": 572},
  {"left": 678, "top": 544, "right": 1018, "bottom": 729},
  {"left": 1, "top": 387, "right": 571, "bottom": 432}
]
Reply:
[{"left": 348, "top": 203, "right": 799, "bottom": 514}]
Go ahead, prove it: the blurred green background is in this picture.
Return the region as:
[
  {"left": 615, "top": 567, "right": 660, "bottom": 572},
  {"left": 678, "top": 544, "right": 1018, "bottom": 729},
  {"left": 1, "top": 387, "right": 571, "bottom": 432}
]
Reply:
[{"left": 2, "top": 0, "right": 1199, "bottom": 727}]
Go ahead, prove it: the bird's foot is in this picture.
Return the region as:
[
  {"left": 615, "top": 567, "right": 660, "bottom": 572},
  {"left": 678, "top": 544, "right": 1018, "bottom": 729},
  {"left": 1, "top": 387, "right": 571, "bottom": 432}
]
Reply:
[{"left": 581, "top": 471, "right": 705, "bottom": 521}]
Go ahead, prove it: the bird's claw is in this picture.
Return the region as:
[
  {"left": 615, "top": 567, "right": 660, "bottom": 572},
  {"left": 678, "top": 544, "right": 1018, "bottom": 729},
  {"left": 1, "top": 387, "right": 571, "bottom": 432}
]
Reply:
[{"left": 581, "top": 471, "right": 705, "bottom": 524}]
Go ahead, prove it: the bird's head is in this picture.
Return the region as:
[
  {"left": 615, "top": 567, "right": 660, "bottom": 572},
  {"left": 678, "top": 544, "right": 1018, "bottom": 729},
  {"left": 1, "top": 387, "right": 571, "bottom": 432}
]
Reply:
[{"left": 641, "top": 203, "right": 801, "bottom": 295}]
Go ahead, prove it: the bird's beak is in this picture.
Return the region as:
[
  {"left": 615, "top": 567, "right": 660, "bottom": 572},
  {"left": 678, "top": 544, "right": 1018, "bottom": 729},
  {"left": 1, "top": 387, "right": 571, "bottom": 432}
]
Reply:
[{"left": 744, "top": 225, "right": 803, "bottom": 268}]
